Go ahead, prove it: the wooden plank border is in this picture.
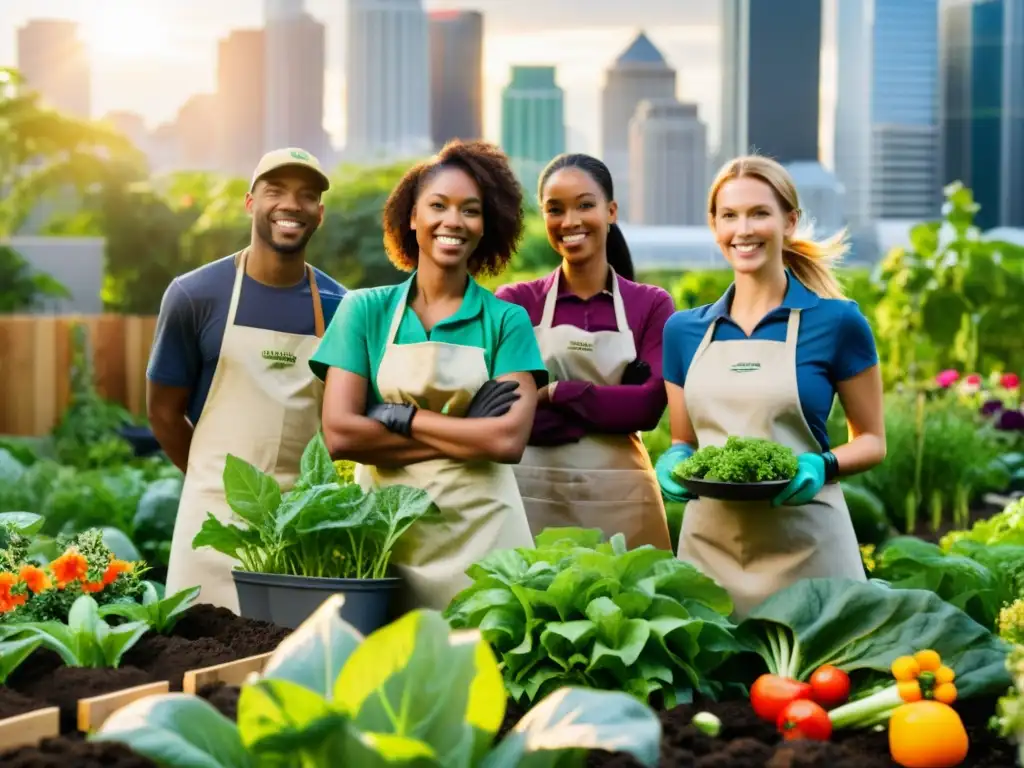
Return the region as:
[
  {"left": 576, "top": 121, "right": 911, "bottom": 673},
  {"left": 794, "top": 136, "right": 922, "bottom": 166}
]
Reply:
[
  {"left": 77, "top": 681, "right": 170, "bottom": 733},
  {"left": 182, "top": 651, "right": 274, "bottom": 695},
  {"left": 0, "top": 706, "right": 60, "bottom": 751}
]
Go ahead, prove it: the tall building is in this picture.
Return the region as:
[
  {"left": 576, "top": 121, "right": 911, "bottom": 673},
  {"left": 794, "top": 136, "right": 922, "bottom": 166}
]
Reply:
[
  {"left": 217, "top": 29, "right": 266, "bottom": 177},
  {"left": 787, "top": 161, "right": 847, "bottom": 236},
  {"left": 601, "top": 32, "right": 677, "bottom": 221},
  {"left": 428, "top": 10, "right": 484, "bottom": 149},
  {"left": 833, "top": 0, "right": 875, "bottom": 227},
  {"left": 628, "top": 100, "right": 708, "bottom": 225},
  {"left": 16, "top": 19, "right": 91, "bottom": 118},
  {"left": 501, "top": 66, "right": 565, "bottom": 199},
  {"left": 942, "top": 0, "right": 1024, "bottom": 228},
  {"left": 346, "top": 0, "right": 432, "bottom": 161},
  {"left": 721, "top": 0, "right": 822, "bottom": 164},
  {"left": 264, "top": 2, "right": 327, "bottom": 157}
]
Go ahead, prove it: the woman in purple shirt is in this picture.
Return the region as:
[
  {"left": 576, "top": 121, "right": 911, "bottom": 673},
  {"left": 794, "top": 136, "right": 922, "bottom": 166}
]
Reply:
[{"left": 496, "top": 153, "right": 675, "bottom": 550}]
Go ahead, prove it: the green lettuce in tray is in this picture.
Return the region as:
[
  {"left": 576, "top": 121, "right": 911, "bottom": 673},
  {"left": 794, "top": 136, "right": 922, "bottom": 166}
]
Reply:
[{"left": 672, "top": 436, "right": 799, "bottom": 484}]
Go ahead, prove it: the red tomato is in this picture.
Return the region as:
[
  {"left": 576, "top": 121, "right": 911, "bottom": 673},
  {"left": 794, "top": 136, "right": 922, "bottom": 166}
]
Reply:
[
  {"left": 777, "top": 698, "right": 833, "bottom": 741},
  {"left": 750, "top": 674, "right": 813, "bottom": 723},
  {"left": 809, "top": 664, "right": 851, "bottom": 708}
]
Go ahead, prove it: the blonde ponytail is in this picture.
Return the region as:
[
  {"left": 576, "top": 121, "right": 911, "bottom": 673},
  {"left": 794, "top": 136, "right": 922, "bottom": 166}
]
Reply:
[
  {"left": 709, "top": 154, "right": 850, "bottom": 301},
  {"left": 782, "top": 227, "right": 849, "bottom": 299}
]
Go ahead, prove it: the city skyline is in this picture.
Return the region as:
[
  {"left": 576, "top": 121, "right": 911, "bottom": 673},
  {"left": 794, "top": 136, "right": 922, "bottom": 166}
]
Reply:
[{"left": 2, "top": 0, "right": 736, "bottom": 159}]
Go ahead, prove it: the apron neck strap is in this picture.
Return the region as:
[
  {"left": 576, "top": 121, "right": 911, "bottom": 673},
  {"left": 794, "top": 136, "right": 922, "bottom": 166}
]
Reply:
[
  {"left": 539, "top": 266, "right": 627, "bottom": 331},
  {"left": 229, "top": 249, "right": 325, "bottom": 337},
  {"left": 386, "top": 280, "right": 412, "bottom": 345},
  {"left": 308, "top": 265, "right": 325, "bottom": 337},
  {"left": 785, "top": 308, "right": 801, "bottom": 361}
]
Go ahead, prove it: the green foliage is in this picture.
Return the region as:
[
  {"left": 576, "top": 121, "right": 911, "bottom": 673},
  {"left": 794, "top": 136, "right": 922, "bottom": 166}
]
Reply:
[
  {"left": 444, "top": 527, "right": 740, "bottom": 708},
  {"left": 0, "top": 244, "right": 70, "bottom": 312},
  {"left": 93, "top": 595, "right": 663, "bottom": 768},
  {"left": 673, "top": 436, "right": 799, "bottom": 483}
]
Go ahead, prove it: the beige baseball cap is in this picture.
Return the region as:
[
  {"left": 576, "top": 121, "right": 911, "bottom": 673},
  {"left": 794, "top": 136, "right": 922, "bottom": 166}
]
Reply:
[{"left": 250, "top": 147, "right": 330, "bottom": 192}]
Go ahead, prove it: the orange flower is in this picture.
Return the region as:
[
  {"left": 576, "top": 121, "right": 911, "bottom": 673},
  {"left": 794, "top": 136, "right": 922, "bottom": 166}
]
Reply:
[
  {"left": 0, "top": 572, "right": 26, "bottom": 613},
  {"left": 80, "top": 581, "right": 105, "bottom": 593},
  {"left": 50, "top": 552, "right": 88, "bottom": 587},
  {"left": 19, "top": 565, "right": 51, "bottom": 594},
  {"left": 102, "top": 559, "right": 133, "bottom": 586}
]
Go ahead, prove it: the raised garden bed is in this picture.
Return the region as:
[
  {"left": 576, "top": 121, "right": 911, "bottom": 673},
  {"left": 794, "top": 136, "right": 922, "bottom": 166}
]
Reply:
[{"left": 0, "top": 603, "right": 290, "bottom": 763}]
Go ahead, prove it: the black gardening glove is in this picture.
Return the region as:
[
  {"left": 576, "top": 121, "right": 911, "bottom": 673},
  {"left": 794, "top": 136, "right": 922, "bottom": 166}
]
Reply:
[
  {"left": 621, "top": 359, "right": 651, "bottom": 386},
  {"left": 366, "top": 402, "right": 416, "bottom": 436},
  {"left": 466, "top": 380, "right": 521, "bottom": 418}
]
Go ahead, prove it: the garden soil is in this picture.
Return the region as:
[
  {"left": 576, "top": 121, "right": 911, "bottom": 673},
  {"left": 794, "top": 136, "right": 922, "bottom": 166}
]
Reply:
[
  {"left": 0, "top": 604, "right": 290, "bottom": 735},
  {"left": 192, "top": 686, "right": 1016, "bottom": 767},
  {"left": 0, "top": 734, "right": 157, "bottom": 768}
]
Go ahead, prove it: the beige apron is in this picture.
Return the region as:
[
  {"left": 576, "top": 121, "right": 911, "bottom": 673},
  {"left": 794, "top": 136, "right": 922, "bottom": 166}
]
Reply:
[
  {"left": 676, "top": 309, "right": 864, "bottom": 618},
  {"left": 165, "top": 249, "right": 325, "bottom": 612},
  {"left": 354, "top": 282, "right": 535, "bottom": 612},
  {"left": 511, "top": 268, "right": 671, "bottom": 550}
]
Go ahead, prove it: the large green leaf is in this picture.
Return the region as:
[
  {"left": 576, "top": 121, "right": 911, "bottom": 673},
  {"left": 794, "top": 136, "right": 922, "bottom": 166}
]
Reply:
[
  {"left": 481, "top": 687, "right": 661, "bottom": 768},
  {"left": 238, "top": 678, "right": 348, "bottom": 762},
  {"left": 335, "top": 610, "right": 506, "bottom": 768},
  {"left": 260, "top": 594, "right": 362, "bottom": 700},
  {"left": 222, "top": 454, "right": 282, "bottom": 529},
  {"left": 92, "top": 694, "right": 253, "bottom": 768},
  {"left": 297, "top": 432, "right": 339, "bottom": 488},
  {"left": 737, "top": 577, "right": 1011, "bottom": 697}
]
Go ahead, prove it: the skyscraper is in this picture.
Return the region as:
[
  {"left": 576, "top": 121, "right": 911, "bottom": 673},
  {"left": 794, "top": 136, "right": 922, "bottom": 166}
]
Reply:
[
  {"left": 16, "top": 19, "right": 91, "bottom": 118},
  {"left": 264, "top": 1, "right": 327, "bottom": 157},
  {"left": 346, "top": 0, "right": 432, "bottom": 160},
  {"left": 628, "top": 100, "right": 708, "bottom": 225},
  {"left": 721, "top": 0, "right": 822, "bottom": 164},
  {"left": 428, "top": 10, "right": 484, "bottom": 149},
  {"left": 601, "top": 32, "right": 677, "bottom": 221},
  {"left": 942, "top": 0, "right": 1024, "bottom": 228},
  {"left": 217, "top": 29, "right": 266, "bottom": 177},
  {"left": 501, "top": 66, "right": 565, "bottom": 198}
]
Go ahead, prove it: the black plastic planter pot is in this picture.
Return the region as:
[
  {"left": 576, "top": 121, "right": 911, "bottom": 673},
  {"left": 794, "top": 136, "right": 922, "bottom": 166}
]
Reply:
[{"left": 231, "top": 570, "right": 402, "bottom": 634}]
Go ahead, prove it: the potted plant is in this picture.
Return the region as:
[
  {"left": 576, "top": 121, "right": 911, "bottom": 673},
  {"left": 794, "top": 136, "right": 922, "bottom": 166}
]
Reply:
[{"left": 192, "top": 433, "right": 439, "bottom": 633}]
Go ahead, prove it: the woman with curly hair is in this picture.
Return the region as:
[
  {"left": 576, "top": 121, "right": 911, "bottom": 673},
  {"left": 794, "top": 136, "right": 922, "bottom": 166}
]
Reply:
[
  {"left": 496, "top": 153, "right": 675, "bottom": 551},
  {"left": 310, "top": 139, "right": 546, "bottom": 610}
]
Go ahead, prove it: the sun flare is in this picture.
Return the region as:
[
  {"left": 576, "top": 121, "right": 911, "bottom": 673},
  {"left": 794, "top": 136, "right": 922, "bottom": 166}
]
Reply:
[{"left": 82, "top": 4, "right": 173, "bottom": 63}]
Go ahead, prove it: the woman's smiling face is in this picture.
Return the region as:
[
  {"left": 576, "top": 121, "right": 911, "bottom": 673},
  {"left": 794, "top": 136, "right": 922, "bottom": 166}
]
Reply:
[{"left": 712, "top": 175, "right": 798, "bottom": 275}]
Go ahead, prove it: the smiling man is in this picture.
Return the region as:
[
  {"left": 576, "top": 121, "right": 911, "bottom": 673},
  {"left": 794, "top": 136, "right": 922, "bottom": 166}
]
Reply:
[{"left": 147, "top": 147, "right": 346, "bottom": 611}]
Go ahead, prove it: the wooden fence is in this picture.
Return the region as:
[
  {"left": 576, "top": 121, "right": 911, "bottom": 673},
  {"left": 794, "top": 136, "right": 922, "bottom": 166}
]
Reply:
[{"left": 0, "top": 315, "right": 157, "bottom": 436}]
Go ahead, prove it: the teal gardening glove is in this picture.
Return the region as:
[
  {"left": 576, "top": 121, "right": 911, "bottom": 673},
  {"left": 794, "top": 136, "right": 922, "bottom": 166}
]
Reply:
[
  {"left": 655, "top": 443, "right": 697, "bottom": 503},
  {"left": 771, "top": 452, "right": 838, "bottom": 507}
]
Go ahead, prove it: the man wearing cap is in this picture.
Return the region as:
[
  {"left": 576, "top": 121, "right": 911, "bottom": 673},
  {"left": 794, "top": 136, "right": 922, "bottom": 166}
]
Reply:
[{"left": 148, "top": 148, "right": 346, "bottom": 611}]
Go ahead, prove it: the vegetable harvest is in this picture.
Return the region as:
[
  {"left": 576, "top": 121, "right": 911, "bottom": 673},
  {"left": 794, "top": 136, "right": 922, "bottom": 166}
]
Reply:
[{"left": 672, "top": 436, "right": 798, "bottom": 483}]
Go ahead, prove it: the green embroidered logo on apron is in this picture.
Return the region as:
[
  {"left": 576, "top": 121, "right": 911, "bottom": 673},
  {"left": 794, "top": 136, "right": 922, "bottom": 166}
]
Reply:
[
  {"left": 262, "top": 350, "right": 297, "bottom": 369},
  {"left": 730, "top": 361, "right": 761, "bottom": 373},
  {"left": 567, "top": 339, "right": 595, "bottom": 353}
]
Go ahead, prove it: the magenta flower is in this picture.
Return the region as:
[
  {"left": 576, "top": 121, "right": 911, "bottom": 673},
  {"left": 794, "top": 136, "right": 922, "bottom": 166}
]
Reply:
[{"left": 935, "top": 369, "right": 960, "bottom": 388}]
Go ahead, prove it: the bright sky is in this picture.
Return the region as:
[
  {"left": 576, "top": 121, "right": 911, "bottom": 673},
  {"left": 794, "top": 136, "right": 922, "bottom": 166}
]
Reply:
[{"left": 0, "top": 0, "right": 836, "bottom": 161}]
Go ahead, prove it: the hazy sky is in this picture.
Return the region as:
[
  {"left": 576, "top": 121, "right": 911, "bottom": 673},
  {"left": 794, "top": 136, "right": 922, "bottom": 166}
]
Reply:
[{"left": 1, "top": 0, "right": 726, "bottom": 155}]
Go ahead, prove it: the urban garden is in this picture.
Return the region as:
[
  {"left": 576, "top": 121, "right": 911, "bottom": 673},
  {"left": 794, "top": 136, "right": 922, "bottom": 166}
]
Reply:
[{"left": 1, "top": 64, "right": 1024, "bottom": 767}]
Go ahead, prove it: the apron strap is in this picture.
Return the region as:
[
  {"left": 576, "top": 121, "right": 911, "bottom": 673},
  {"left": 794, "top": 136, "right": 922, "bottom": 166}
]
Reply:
[
  {"left": 308, "top": 266, "right": 325, "bottom": 338},
  {"left": 609, "top": 267, "right": 629, "bottom": 333},
  {"left": 226, "top": 249, "right": 248, "bottom": 327},
  {"left": 785, "top": 308, "right": 801, "bottom": 367},
  {"left": 386, "top": 281, "right": 412, "bottom": 345},
  {"left": 691, "top": 317, "right": 720, "bottom": 368},
  {"left": 539, "top": 269, "right": 561, "bottom": 329}
]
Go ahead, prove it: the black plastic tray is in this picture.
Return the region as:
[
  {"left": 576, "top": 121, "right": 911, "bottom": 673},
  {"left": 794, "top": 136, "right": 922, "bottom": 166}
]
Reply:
[{"left": 678, "top": 477, "right": 790, "bottom": 502}]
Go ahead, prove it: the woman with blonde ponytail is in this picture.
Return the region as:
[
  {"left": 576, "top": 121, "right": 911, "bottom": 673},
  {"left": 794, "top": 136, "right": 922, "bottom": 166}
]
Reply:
[{"left": 654, "top": 154, "right": 886, "bottom": 618}]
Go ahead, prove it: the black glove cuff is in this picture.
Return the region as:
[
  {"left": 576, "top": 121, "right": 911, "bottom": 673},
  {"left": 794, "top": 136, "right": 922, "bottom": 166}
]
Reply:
[{"left": 821, "top": 451, "right": 840, "bottom": 482}]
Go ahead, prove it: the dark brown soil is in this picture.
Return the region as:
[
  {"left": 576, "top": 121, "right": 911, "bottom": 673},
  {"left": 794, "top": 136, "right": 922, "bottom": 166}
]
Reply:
[
  {"left": 0, "top": 686, "right": 50, "bottom": 720},
  {"left": 0, "top": 603, "right": 291, "bottom": 734},
  {"left": 198, "top": 682, "right": 241, "bottom": 721},
  {"left": 497, "top": 696, "right": 1013, "bottom": 768},
  {"left": 0, "top": 733, "right": 156, "bottom": 768}
]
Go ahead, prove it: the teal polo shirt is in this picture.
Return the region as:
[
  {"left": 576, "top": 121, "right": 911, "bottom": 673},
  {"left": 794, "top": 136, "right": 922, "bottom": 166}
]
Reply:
[
  {"left": 662, "top": 271, "right": 878, "bottom": 451},
  {"left": 310, "top": 273, "right": 547, "bottom": 403}
]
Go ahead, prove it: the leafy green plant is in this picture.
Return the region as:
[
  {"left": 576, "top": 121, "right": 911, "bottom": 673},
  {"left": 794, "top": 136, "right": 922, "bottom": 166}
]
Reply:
[
  {"left": 672, "top": 436, "right": 798, "bottom": 483},
  {"left": 193, "top": 433, "right": 440, "bottom": 579},
  {"left": 444, "top": 527, "right": 741, "bottom": 708},
  {"left": 0, "top": 594, "right": 149, "bottom": 669},
  {"left": 735, "top": 577, "right": 1011, "bottom": 699},
  {"left": 92, "top": 594, "right": 662, "bottom": 768},
  {"left": 98, "top": 583, "right": 200, "bottom": 634}
]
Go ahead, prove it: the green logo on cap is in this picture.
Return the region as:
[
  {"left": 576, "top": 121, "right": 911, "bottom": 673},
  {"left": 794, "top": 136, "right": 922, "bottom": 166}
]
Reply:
[{"left": 290, "top": 150, "right": 310, "bottom": 160}]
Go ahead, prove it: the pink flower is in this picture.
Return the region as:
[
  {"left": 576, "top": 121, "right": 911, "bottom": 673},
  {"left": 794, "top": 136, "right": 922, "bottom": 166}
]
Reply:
[
  {"left": 1002, "top": 373, "right": 1020, "bottom": 390},
  {"left": 935, "top": 369, "right": 960, "bottom": 388},
  {"left": 965, "top": 373, "right": 982, "bottom": 385},
  {"left": 959, "top": 374, "right": 982, "bottom": 395}
]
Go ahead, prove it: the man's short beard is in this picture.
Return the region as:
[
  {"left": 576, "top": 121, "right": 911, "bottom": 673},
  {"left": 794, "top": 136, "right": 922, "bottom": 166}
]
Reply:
[{"left": 255, "top": 217, "right": 316, "bottom": 256}]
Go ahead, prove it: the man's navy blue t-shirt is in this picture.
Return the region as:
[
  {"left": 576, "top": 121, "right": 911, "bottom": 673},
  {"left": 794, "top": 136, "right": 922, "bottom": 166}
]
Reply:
[{"left": 146, "top": 254, "right": 347, "bottom": 425}]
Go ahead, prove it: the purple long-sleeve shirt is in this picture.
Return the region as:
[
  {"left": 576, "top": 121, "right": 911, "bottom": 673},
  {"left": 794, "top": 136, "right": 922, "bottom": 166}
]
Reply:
[{"left": 495, "top": 270, "right": 675, "bottom": 446}]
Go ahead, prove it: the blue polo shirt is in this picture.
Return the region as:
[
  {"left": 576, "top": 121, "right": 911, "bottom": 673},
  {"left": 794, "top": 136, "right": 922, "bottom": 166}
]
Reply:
[{"left": 662, "top": 272, "right": 878, "bottom": 451}]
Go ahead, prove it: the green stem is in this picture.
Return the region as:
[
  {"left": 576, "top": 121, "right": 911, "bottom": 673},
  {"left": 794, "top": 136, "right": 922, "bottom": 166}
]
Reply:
[{"left": 828, "top": 684, "right": 904, "bottom": 729}]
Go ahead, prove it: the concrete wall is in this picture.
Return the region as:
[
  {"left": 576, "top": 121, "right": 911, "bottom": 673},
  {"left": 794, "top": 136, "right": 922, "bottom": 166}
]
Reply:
[{"left": 7, "top": 236, "right": 105, "bottom": 314}]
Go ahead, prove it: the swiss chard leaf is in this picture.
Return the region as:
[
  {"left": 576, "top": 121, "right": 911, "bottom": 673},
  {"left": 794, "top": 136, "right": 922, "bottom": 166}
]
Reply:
[{"left": 736, "top": 577, "right": 1012, "bottom": 698}]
